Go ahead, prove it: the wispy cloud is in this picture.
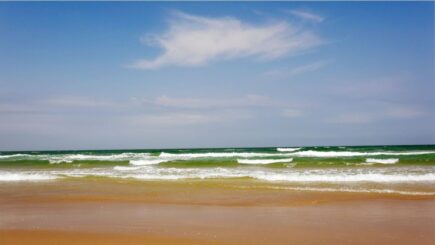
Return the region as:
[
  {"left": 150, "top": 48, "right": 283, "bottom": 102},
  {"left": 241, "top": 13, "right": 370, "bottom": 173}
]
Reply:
[
  {"left": 130, "top": 11, "right": 322, "bottom": 69},
  {"left": 153, "top": 94, "right": 271, "bottom": 109},
  {"left": 385, "top": 105, "right": 428, "bottom": 118},
  {"left": 263, "top": 59, "right": 331, "bottom": 78},
  {"left": 327, "top": 103, "right": 430, "bottom": 125},
  {"left": 328, "top": 113, "right": 374, "bottom": 124},
  {"left": 130, "top": 110, "right": 253, "bottom": 126},
  {"left": 44, "top": 96, "right": 115, "bottom": 108},
  {"left": 281, "top": 108, "right": 303, "bottom": 118},
  {"left": 0, "top": 96, "right": 116, "bottom": 114},
  {"left": 287, "top": 10, "right": 324, "bottom": 23},
  {"left": 0, "top": 94, "right": 300, "bottom": 126}
]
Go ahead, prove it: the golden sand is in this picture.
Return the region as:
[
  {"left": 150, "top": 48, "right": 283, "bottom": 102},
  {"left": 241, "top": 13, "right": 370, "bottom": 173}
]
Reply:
[{"left": 1, "top": 179, "right": 434, "bottom": 244}]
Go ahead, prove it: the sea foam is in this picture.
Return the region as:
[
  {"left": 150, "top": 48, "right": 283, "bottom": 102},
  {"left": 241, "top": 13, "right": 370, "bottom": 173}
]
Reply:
[
  {"left": 267, "top": 186, "right": 435, "bottom": 196},
  {"left": 130, "top": 159, "right": 169, "bottom": 165},
  {"left": 237, "top": 158, "right": 293, "bottom": 164},
  {"left": 2, "top": 167, "right": 435, "bottom": 184},
  {"left": 277, "top": 148, "right": 301, "bottom": 152},
  {"left": 159, "top": 152, "right": 293, "bottom": 159},
  {"left": 0, "top": 153, "right": 151, "bottom": 163},
  {"left": 365, "top": 158, "right": 399, "bottom": 164},
  {"left": 0, "top": 172, "right": 57, "bottom": 181},
  {"left": 288, "top": 150, "right": 435, "bottom": 157}
]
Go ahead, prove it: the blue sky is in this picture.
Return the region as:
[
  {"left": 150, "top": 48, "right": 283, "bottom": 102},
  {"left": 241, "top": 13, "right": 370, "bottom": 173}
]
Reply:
[{"left": 0, "top": 2, "right": 434, "bottom": 150}]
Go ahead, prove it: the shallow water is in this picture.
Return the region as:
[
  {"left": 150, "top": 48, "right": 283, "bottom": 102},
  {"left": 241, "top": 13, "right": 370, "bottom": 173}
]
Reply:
[{"left": 1, "top": 145, "right": 434, "bottom": 195}]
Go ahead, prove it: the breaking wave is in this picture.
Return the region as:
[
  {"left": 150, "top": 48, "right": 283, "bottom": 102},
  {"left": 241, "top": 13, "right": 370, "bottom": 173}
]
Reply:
[
  {"left": 276, "top": 148, "right": 301, "bottom": 152},
  {"left": 287, "top": 150, "right": 435, "bottom": 157},
  {"left": 365, "top": 158, "right": 399, "bottom": 165},
  {"left": 130, "top": 159, "right": 170, "bottom": 165},
  {"left": 0, "top": 171, "right": 57, "bottom": 181},
  {"left": 0, "top": 153, "right": 151, "bottom": 163},
  {"left": 3, "top": 167, "right": 434, "bottom": 183},
  {"left": 237, "top": 158, "right": 293, "bottom": 164},
  {"left": 159, "top": 152, "right": 293, "bottom": 159}
]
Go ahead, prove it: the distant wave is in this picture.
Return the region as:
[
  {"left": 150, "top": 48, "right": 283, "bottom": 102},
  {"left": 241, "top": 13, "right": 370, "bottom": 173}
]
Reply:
[
  {"left": 0, "top": 153, "right": 151, "bottom": 163},
  {"left": 237, "top": 158, "right": 293, "bottom": 164},
  {"left": 288, "top": 150, "right": 435, "bottom": 157},
  {"left": 48, "top": 153, "right": 151, "bottom": 164},
  {"left": 1, "top": 150, "right": 434, "bottom": 164},
  {"left": 365, "top": 158, "right": 399, "bottom": 164},
  {"left": 277, "top": 147, "right": 301, "bottom": 152},
  {"left": 159, "top": 152, "right": 292, "bottom": 159},
  {"left": 0, "top": 154, "right": 31, "bottom": 159}
]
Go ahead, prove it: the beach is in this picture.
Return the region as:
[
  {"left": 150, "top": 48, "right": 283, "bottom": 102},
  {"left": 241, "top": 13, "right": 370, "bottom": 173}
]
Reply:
[
  {"left": 1, "top": 146, "right": 435, "bottom": 244},
  {"left": 1, "top": 178, "right": 434, "bottom": 244}
]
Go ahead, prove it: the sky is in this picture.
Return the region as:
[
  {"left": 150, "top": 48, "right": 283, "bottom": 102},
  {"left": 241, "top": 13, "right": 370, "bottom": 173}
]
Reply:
[{"left": 0, "top": 2, "right": 434, "bottom": 151}]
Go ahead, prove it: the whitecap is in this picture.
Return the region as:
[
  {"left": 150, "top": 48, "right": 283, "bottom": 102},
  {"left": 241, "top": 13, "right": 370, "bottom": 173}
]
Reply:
[
  {"left": 0, "top": 154, "right": 32, "bottom": 159},
  {"left": 365, "top": 158, "right": 399, "bottom": 164},
  {"left": 237, "top": 158, "right": 293, "bottom": 164},
  {"left": 276, "top": 148, "right": 301, "bottom": 152},
  {"left": 159, "top": 152, "right": 292, "bottom": 159},
  {"left": 289, "top": 150, "right": 435, "bottom": 157},
  {"left": 130, "top": 159, "right": 169, "bottom": 165}
]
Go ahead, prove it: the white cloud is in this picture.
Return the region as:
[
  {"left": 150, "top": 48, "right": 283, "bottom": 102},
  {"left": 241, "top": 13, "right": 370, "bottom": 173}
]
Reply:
[
  {"left": 153, "top": 94, "right": 271, "bottom": 109},
  {"left": 130, "top": 11, "right": 322, "bottom": 69},
  {"left": 287, "top": 10, "right": 324, "bottom": 23}
]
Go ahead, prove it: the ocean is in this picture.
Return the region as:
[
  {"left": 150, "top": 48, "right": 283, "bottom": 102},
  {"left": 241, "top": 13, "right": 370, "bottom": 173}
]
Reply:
[{"left": 1, "top": 145, "right": 435, "bottom": 195}]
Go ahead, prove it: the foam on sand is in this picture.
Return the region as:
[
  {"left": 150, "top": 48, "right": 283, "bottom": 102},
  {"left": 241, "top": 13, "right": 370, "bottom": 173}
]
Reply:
[
  {"left": 0, "top": 172, "right": 57, "bottom": 181},
  {"left": 252, "top": 172, "right": 435, "bottom": 183},
  {"left": 268, "top": 186, "right": 435, "bottom": 196}
]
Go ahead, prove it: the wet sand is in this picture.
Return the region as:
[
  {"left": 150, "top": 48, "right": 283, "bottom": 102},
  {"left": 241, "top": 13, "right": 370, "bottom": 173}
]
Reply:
[{"left": 1, "top": 179, "right": 434, "bottom": 244}]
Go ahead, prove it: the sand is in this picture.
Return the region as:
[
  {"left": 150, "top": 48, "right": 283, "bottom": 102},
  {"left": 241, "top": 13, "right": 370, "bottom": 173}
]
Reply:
[{"left": 1, "top": 179, "right": 434, "bottom": 244}]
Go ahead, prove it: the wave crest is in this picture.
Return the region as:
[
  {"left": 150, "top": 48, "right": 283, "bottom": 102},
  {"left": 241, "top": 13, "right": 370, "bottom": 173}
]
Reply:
[
  {"left": 159, "top": 152, "right": 292, "bottom": 159},
  {"left": 365, "top": 158, "right": 399, "bottom": 164},
  {"left": 237, "top": 158, "right": 293, "bottom": 164},
  {"left": 277, "top": 148, "right": 301, "bottom": 152}
]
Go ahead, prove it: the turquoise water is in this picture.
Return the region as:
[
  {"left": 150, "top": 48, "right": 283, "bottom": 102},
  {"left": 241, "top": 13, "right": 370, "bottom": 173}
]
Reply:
[{"left": 1, "top": 145, "right": 435, "bottom": 195}]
